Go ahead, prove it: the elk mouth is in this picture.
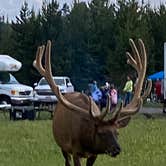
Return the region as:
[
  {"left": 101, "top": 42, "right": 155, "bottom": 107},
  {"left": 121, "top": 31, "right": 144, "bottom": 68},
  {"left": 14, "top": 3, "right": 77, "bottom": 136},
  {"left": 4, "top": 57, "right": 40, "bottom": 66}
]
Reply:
[
  {"left": 111, "top": 151, "right": 120, "bottom": 157},
  {"left": 106, "top": 150, "right": 121, "bottom": 157}
]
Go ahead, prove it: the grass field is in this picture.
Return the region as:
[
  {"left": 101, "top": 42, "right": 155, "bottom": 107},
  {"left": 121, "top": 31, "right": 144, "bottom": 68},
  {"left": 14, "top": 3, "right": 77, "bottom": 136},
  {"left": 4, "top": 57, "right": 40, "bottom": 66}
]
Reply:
[{"left": 0, "top": 112, "right": 166, "bottom": 166}]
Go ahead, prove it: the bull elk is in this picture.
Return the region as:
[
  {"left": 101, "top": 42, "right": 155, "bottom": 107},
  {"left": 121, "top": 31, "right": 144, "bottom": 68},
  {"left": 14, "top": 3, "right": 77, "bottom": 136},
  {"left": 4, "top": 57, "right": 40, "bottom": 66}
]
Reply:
[{"left": 33, "top": 39, "right": 152, "bottom": 166}]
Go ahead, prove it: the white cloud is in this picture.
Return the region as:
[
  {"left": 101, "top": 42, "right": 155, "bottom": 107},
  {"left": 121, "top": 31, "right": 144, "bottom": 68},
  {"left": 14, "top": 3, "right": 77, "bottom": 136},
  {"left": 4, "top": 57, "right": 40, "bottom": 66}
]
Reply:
[
  {"left": 0, "top": 0, "right": 43, "bottom": 21},
  {"left": 0, "top": 0, "right": 166, "bottom": 22}
]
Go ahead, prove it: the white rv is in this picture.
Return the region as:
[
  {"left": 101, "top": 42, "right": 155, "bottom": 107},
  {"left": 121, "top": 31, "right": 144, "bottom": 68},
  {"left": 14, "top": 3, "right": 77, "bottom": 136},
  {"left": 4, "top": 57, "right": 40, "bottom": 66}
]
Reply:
[{"left": 0, "top": 55, "right": 35, "bottom": 120}]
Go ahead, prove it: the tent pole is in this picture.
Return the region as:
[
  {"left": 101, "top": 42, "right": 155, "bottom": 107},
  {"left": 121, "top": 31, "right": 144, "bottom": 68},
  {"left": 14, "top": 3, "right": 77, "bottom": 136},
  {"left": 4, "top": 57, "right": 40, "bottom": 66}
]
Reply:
[{"left": 164, "top": 43, "right": 166, "bottom": 100}]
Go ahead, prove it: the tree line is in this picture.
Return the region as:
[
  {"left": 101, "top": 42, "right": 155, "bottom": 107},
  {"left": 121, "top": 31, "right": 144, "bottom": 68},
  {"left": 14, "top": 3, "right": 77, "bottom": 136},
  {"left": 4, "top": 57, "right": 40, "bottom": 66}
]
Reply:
[{"left": 0, "top": 0, "right": 165, "bottom": 91}]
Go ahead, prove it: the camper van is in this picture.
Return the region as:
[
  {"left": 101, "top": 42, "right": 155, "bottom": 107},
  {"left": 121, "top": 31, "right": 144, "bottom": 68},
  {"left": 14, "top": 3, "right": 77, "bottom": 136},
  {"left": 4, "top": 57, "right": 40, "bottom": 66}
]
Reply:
[{"left": 0, "top": 55, "right": 35, "bottom": 120}]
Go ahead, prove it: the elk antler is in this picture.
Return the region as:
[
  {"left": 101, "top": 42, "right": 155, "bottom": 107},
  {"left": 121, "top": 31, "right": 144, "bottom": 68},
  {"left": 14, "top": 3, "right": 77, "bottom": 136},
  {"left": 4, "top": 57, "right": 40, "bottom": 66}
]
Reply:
[
  {"left": 33, "top": 40, "right": 111, "bottom": 120},
  {"left": 33, "top": 41, "right": 88, "bottom": 113},
  {"left": 118, "top": 39, "right": 152, "bottom": 116},
  {"left": 95, "top": 94, "right": 111, "bottom": 120},
  {"left": 141, "top": 79, "right": 152, "bottom": 100}
]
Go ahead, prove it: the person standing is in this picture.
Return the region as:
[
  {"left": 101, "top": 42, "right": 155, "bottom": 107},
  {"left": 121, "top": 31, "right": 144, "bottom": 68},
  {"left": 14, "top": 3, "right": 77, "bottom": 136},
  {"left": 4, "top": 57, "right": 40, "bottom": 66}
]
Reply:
[
  {"left": 123, "top": 75, "right": 133, "bottom": 106},
  {"left": 100, "top": 82, "right": 110, "bottom": 110},
  {"left": 154, "top": 78, "right": 162, "bottom": 102},
  {"left": 88, "top": 80, "right": 97, "bottom": 96},
  {"left": 90, "top": 80, "right": 102, "bottom": 106},
  {"left": 110, "top": 84, "right": 118, "bottom": 111}
]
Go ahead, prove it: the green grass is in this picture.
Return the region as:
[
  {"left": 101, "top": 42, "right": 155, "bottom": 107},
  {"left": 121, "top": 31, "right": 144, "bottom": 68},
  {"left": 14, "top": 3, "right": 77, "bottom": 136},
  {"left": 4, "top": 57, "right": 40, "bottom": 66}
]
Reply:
[{"left": 0, "top": 112, "right": 166, "bottom": 166}]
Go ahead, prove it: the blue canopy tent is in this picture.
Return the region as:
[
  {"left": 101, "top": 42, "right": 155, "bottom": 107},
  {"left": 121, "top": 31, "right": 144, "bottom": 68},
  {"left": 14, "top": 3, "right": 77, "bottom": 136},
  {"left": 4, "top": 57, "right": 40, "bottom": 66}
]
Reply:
[{"left": 148, "top": 71, "right": 164, "bottom": 80}]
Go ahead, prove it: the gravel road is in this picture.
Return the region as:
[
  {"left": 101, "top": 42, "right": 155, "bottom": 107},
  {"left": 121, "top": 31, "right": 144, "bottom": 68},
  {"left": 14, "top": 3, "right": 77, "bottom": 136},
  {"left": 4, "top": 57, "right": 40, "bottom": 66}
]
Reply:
[{"left": 141, "top": 107, "right": 164, "bottom": 114}]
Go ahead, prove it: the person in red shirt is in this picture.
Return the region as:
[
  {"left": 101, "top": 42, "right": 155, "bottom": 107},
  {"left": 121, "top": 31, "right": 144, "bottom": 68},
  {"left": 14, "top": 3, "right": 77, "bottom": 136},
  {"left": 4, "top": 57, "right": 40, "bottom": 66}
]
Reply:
[{"left": 154, "top": 79, "right": 161, "bottom": 102}]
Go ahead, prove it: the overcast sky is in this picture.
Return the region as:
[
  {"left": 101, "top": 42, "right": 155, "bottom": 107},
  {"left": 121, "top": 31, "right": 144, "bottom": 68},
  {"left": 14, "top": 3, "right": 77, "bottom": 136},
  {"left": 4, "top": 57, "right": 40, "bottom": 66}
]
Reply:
[{"left": 0, "top": 0, "right": 166, "bottom": 21}]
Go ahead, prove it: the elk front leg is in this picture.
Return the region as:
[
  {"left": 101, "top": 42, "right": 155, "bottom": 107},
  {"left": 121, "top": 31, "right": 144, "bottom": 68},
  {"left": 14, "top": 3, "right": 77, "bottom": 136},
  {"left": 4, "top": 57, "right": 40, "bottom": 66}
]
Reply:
[
  {"left": 62, "top": 150, "right": 71, "bottom": 166},
  {"left": 86, "top": 155, "right": 97, "bottom": 166},
  {"left": 73, "top": 154, "right": 81, "bottom": 166}
]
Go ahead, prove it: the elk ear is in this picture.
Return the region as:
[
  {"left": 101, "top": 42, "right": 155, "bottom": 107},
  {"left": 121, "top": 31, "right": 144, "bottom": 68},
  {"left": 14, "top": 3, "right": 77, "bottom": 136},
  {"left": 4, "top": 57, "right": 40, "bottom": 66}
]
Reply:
[{"left": 116, "top": 116, "right": 131, "bottom": 128}]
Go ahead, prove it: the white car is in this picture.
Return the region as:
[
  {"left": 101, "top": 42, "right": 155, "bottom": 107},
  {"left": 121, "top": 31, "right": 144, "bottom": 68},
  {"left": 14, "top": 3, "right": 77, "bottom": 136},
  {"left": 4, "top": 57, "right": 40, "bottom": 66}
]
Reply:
[{"left": 33, "top": 76, "right": 74, "bottom": 104}]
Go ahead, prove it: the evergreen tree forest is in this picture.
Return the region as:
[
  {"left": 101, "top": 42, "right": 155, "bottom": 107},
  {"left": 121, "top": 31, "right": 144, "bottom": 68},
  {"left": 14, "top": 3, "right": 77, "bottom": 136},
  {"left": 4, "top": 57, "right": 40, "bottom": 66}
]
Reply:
[{"left": 0, "top": 0, "right": 165, "bottom": 91}]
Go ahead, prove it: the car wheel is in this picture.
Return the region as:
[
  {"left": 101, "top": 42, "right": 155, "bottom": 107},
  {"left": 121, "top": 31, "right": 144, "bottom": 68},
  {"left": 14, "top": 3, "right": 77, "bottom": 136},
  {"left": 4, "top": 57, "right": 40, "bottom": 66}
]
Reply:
[
  {"left": 0, "top": 97, "right": 11, "bottom": 119},
  {"left": 0, "top": 97, "right": 11, "bottom": 105}
]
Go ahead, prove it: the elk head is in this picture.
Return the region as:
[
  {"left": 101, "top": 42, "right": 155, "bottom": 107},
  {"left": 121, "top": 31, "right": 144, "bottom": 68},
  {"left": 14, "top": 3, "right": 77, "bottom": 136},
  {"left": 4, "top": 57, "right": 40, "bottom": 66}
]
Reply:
[{"left": 33, "top": 39, "right": 151, "bottom": 157}]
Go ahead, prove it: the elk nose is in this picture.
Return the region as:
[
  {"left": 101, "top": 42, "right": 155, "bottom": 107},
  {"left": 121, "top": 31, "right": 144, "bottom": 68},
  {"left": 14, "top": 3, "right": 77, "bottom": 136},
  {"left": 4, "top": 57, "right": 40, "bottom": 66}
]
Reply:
[
  {"left": 116, "top": 146, "right": 121, "bottom": 154},
  {"left": 115, "top": 145, "right": 121, "bottom": 152},
  {"left": 112, "top": 146, "right": 121, "bottom": 157},
  {"left": 117, "top": 146, "right": 121, "bottom": 152}
]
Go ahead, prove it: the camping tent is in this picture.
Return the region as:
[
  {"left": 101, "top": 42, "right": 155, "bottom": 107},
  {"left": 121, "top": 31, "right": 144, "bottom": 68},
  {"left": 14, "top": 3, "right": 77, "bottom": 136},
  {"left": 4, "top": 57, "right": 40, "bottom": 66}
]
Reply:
[{"left": 148, "top": 71, "right": 164, "bottom": 80}]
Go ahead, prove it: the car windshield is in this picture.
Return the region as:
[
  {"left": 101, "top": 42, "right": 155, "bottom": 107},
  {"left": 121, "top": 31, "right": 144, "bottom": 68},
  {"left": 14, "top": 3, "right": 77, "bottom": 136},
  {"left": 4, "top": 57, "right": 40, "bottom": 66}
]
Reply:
[
  {"left": 0, "top": 72, "right": 19, "bottom": 84},
  {"left": 39, "top": 78, "right": 65, "bottom": 86},
  {"left": 9, "top": 74, "right": 19, "bottom": 84}
]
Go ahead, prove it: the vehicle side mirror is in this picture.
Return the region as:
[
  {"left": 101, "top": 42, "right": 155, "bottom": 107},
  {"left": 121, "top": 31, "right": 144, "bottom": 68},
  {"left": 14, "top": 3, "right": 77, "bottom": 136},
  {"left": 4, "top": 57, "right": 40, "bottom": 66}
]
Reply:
[
  {"left": 67, "top": 82, "right": 72, "bottom": 87},
  {"left": 34, "top": 82, "right": 37, "bottom": 87}
]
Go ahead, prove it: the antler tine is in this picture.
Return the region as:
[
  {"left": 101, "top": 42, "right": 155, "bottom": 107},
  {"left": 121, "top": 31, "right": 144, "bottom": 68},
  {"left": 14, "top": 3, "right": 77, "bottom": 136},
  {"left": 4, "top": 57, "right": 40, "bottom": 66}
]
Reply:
[
  {"left": 138, "top": 39, "right": 147, "bottom": 70},
  {"left": 120, "top": 98, "right": 143, "bottom": 116},
  {"left": 33, "top": 46, "right": 45, "bottom": 76},
  {"left": 89, "top": 96, "right": 98, "bottom": 118},
  {"left": 98, "top": 94, "right": 111, "bottom": 120},
  {"left": 142, "top": 80, "right": 152, "bottom": 100},
  {"left": 45, "top": 40, "right": 52, "bottom": 76},
  {"left": 109, "top": 101, "right": 123, "bottom": 121},
  {"left": 129, "top": 39, "right": 142, "bottom": 71},
  {"left": 43, "top": 41, "right": 62, "bottom": 96},
  {"left": 117, "top": 38, "right": 151, "bottom": 116},
  {"left": 134, "top": 39, "right": 147, "bottom": 98},
  {"left": 126, "top": 52, "right": 139, "bottom": 73}
]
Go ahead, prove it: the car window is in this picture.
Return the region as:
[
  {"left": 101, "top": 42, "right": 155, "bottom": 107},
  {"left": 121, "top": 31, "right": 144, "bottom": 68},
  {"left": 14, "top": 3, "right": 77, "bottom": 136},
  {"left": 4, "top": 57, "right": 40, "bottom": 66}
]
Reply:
[
  {"left": 39, "top": 79, "right": 48, "bottom": 85},
  {"left": 0, "top": 72, "right": 19, "bottom": 84},
  {"left": 9, "top": 74, "right": 19, "bottom": 84},
  {"left": 54, "top": 78, "right": 65, "bottom": 85},
  {"left": 39, "top": 78, "right": 65, "bottom": 86}
]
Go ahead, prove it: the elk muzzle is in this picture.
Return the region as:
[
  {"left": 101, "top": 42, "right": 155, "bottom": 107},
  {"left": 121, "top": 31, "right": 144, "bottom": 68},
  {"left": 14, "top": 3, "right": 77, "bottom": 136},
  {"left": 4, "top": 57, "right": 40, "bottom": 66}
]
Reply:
[
  {"left": 106, "top": 143, "right": 121, "bottom": 157},
  {"left": 110, "top": 145, "right": 121, "bottom": 157}
]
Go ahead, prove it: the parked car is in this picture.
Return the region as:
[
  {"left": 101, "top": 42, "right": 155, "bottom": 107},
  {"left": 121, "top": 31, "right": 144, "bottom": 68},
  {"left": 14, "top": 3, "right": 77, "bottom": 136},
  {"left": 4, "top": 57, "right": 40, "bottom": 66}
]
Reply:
[{"left": 33, "top": 76, "right": 74, "bottom": 111}]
